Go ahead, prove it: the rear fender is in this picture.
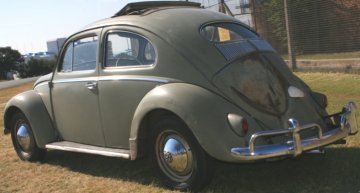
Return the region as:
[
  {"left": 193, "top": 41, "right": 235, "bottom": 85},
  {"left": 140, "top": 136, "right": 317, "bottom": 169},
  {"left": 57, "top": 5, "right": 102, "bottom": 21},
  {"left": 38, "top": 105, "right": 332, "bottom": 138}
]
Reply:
[
  {"left": 4, "top": 90, "right": 56, "bottom": 148},
  {"left": 130, "top": 83, "right": 253, "bottom": 161}
]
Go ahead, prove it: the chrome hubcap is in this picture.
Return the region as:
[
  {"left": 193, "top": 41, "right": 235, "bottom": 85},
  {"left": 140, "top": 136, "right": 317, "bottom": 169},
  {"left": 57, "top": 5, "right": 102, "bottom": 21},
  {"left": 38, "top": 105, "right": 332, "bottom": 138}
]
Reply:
[
  {"left": 16, "top": 123, "right": 32, "bottom": 152},
  {"left": 163, "top": 138, "right": 188, "bottom": 172},
  {"left": 157, "top": 132, "right": 194, "bottom": 182}
]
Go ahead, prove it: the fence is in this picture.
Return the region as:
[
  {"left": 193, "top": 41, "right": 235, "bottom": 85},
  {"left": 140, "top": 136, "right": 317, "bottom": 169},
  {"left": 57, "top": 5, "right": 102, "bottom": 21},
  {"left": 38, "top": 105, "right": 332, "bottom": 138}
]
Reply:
[{"left": 192, "top": 0, "right": 360, "bottom": 71}]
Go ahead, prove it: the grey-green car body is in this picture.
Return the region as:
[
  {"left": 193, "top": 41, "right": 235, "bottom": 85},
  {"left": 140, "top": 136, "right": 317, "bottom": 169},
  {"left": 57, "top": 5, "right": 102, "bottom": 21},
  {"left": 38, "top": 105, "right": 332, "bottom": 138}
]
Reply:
[{"left": 3, "top": 4, "right": 358, "bottom": 164}]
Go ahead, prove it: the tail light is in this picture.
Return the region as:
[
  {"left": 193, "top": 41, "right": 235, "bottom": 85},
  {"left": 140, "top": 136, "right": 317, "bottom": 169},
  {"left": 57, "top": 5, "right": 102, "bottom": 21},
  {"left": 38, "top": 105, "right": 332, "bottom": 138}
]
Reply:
[{"left": 227, "top": 113, "right": 249, "bottom": 136}]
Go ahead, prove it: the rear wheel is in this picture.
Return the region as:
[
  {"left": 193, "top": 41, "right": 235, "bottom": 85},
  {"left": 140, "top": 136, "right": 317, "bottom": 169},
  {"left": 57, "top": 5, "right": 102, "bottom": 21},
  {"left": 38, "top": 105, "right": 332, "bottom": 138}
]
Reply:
[
  {"left": 150, "top": 116, "right": 215, "bottom": 191},
  {"left": 10, "top": 112, "right": 46, "bottom": 162}
]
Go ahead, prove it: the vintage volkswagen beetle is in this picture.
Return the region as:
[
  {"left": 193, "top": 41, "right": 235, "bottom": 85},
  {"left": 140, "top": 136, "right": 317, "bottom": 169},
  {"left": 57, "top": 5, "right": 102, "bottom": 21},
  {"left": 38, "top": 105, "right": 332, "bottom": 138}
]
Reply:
[{"left": 3, "top": 1, "right": 358, "bottom": 191}]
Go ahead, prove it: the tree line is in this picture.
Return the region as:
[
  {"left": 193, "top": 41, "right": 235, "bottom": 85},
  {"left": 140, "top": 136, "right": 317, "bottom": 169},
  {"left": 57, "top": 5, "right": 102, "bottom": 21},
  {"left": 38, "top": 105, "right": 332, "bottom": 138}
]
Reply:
[{"left": 0, "top": 47, "right": 55, "bottom": 80}]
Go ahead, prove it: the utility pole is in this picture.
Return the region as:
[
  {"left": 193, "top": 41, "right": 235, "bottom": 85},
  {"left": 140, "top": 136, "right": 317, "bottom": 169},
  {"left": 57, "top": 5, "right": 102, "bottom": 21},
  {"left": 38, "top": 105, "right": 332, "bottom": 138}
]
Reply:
[{"left": 284, "top": 0, "right": 297, "bottom": 70}]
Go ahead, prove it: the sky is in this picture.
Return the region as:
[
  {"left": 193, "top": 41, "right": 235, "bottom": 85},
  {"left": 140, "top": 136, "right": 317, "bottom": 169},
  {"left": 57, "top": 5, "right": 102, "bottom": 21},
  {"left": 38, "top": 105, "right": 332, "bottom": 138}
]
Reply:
[
  {"left": 0, "top": 0, "right": 252, "bottom": 55},
  {"left": 0, "top": 0, "right": 168, "bottom": 54}
]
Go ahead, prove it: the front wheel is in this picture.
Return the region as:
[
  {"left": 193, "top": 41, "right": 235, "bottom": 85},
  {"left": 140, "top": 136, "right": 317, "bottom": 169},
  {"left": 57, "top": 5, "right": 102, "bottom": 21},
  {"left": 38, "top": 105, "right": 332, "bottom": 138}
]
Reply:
[
  {"left": 10, "top": 112, "right": 46, "bottom": 162},
  {"left": 150, "top": 116, "right": 215, "bottom": 191}
]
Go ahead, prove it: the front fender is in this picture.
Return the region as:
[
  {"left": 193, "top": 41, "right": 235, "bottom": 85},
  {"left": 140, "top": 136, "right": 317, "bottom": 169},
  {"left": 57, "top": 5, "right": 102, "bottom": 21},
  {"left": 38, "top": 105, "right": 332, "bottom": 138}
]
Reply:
[
  {"left": 4, "top": 90, "right": 56, "bottom": 148},
  {"left": 130, "top": 83, "right": 254, "bottom": 162}
]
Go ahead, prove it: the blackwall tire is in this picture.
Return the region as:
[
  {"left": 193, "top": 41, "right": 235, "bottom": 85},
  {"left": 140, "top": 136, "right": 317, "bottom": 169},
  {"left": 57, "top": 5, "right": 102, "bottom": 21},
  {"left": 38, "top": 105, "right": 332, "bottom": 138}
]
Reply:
[
  {"left": 150, "top": 116, "right": 215, "bottom": 191},
  {"left": 10, "top": 112, "right": 46, "bottom": 162}
]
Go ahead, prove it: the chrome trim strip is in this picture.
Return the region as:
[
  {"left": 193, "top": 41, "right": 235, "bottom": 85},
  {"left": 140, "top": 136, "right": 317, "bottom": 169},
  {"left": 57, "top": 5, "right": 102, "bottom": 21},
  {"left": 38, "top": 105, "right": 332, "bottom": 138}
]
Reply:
[
  {"left": 34, "top": 82, "right": 49, "bottom": 89},
  {"left": 231, "top": 101, "right": 358, "bottom": 161},
  {"left": 98, "top": 75, "right": 175, "bottom": 83},
  {"left": 52, "top": 77, "right": 98, "bottom": 84},
  {"left": 52, "top": 76, "right": 176, "bottom": 84},
  {"left": 46, "top": 142, "right": 130, "bottom": 159},
  {"left": 103, "top": 64, "right": 154, "bottom": 70}
]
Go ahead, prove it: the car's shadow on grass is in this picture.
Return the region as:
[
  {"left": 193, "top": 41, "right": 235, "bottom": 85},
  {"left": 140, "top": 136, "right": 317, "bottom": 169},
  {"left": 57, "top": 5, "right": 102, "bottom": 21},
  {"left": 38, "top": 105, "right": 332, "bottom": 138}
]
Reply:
[
  {"left": 45, "top": 150, "right": 156, "bottom": 185},
  {"left": 45, "top": 147, "right": 360, "bottom": 193}
]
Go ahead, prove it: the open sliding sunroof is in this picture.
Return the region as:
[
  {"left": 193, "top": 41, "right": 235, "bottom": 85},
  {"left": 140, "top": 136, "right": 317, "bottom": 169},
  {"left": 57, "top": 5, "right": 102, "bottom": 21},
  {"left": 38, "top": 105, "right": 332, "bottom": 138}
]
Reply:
[{"left": 112, "top": 1, "right": 201, "bottom": 17}]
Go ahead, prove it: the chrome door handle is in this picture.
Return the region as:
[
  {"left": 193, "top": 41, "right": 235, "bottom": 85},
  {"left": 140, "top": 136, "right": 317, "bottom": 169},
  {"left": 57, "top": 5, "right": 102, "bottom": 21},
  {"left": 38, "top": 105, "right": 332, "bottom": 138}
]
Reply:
[{"left": 85, "top": 82, "right": 98, "bottom": 92}]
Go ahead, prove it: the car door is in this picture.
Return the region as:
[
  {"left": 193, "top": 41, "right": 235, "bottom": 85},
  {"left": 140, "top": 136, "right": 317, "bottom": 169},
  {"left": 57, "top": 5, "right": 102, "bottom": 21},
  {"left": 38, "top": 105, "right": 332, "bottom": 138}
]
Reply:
[
  {"left": 98, "top": 29, "right": 159, "bottom": 148},
  {"left": 51, "top": 29, "right": 105, "bottom": 146}
]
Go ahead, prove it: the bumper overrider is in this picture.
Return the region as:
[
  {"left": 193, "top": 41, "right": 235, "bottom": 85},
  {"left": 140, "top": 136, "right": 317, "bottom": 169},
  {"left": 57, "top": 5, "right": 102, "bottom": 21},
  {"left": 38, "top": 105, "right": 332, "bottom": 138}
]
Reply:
[{"left": 231, "top": 102, "right": 358, "bottom": 161}]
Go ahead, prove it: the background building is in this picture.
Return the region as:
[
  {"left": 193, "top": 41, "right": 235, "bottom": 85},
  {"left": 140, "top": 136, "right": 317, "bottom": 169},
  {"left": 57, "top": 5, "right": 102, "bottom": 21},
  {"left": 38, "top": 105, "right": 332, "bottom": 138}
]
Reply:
[
  {"left": 47, "top": 38, "right": 66, "bottom": 55},
  {"left": 22, "top": 37, "right": 66, "bottom": 63}
]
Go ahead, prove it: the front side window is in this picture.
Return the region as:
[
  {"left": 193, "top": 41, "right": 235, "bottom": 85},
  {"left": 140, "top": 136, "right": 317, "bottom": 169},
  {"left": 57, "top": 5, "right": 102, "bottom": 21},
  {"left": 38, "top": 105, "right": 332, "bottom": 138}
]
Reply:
[
  {"left": 200, "top": 23, "right": 258, "bottom": 42},
  {"left": 59, "top": 36, "right": 98, "bottom": 72},
  {"left": 62, "top": 44, "right": 73, "bottom": 72},
  {"left": 105, "top": 32, "right": 156, "bottom": 67}
]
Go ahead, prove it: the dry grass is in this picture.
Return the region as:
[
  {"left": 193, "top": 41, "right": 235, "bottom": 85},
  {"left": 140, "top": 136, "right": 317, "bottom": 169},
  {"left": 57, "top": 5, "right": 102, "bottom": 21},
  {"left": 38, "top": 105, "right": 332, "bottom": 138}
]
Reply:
[
  {"left": 1, "top": 73, "right": 360, "bottom": 193},
  {"left": 0, "top": 82, "right": 174, "bottom": 193}
]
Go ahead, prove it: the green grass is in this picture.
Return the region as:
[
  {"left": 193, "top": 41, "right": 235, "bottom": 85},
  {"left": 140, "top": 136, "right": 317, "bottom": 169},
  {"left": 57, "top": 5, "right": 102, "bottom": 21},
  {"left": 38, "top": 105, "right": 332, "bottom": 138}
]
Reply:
[
  {"left": 1, "top": 73, "right": 360, "bottom": 193},
  {"left": 283, "top": 51, "right": 360, "bottom": 60},
  {"left": 295, "top": 73, "right": 360, "bottom": 114}
]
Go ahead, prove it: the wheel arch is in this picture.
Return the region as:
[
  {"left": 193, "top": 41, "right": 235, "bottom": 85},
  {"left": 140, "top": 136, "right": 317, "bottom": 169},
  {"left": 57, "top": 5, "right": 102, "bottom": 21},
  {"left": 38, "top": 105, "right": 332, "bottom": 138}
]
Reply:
[
  {"left": 4, "top": 106, "right": 22, "bottom": 134},
  {"left": 4, "top": 90, "right": 57, "bottom": 148},
  {"left": 134, "top": 108, "right": 189, "bottom": 159}
]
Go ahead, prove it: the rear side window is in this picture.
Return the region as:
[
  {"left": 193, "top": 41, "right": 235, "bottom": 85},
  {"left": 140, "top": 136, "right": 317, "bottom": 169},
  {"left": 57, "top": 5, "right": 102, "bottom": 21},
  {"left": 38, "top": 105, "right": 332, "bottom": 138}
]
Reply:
[
  {"left": 200, "top": 23, "right": 258, "bottom": 42},
  {"left": 59, "top": 36, "right": 98, "bottom": 72},
  {"left": 105, "top": 32, "right": 156, "bottom": 67}
]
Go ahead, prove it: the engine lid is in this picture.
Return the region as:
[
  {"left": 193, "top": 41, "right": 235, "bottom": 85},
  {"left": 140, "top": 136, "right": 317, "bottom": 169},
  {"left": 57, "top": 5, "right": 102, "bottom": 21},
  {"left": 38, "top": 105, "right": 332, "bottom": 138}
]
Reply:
[{"left": 212, "top": 52, "right": 288, "bottom": 115}]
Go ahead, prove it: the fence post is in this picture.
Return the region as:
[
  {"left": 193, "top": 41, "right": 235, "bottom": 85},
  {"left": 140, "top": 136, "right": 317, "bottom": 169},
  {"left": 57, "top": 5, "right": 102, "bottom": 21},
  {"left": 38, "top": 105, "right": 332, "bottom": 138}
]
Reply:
[
  {"left": 250, "top": 0, "right": 257, "bottom": 30},
  {"left": 219, "top": 0, "right": 226, "bottom": 13},
  {"left": 284, "top": 0, "right": 297, "bottom": 70}
]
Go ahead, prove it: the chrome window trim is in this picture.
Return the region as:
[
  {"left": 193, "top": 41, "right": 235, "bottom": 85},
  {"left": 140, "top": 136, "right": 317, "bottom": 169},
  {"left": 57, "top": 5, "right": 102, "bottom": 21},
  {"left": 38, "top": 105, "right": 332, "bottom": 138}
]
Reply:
[{"left": 57, "top": 69, "right": 96, "bottom": 75}]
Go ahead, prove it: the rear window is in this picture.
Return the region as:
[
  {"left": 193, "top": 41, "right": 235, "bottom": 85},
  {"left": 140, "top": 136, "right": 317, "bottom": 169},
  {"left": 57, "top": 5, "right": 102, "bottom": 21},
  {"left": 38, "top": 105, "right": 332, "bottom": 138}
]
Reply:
[{"left": 200, "top": 23, "right": 258, "bottom": 42}]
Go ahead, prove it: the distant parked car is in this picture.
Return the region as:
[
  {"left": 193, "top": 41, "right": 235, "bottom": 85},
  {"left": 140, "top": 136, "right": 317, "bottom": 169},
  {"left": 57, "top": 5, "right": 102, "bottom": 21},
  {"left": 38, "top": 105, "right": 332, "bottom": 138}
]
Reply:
[{"left": 3, "top": 1, "right": 358, "bottom": 191}]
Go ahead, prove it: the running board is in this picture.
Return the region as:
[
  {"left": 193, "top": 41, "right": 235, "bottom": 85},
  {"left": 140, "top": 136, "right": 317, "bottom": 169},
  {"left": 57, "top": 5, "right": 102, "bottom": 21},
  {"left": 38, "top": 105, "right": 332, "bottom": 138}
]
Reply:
[{"left": 45, "top": 141, "right": 131, "bottom": 159}]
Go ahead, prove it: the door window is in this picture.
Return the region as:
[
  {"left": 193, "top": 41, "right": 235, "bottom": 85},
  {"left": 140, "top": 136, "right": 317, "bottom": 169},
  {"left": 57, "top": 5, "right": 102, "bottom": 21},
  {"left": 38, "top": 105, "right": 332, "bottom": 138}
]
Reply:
[{"left": 59, "top": 36, "right": 98, "bottom": 72}]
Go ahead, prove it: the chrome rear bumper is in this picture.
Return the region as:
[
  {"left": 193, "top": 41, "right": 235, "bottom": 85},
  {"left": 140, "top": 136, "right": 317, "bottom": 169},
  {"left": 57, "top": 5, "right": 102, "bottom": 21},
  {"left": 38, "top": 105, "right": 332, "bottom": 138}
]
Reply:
[{"left": 231, "top": 102, "right": 358, "bottom": 161}]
